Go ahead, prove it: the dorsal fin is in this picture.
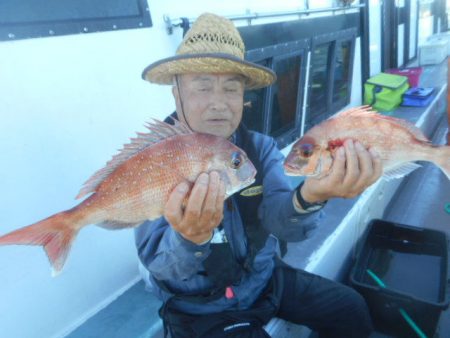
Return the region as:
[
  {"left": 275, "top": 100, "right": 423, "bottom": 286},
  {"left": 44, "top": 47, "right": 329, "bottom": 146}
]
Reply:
[
  {"left": 332, "top": 105, "right": 429, "bottom": 142},
  {"left": 332, "top": 105, "right": 374, "bottom": 118},
  {"left": 76, "top": 119, "right": 192, "bottom": 199}
]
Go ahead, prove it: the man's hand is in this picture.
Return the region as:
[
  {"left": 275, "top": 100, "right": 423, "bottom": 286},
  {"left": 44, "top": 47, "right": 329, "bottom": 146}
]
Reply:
[
  {"left": 301, "top": 140, "right": 382, "bottom": 203},
  {"left": 164, "top": 171, "right": 226, "bottom": 244}
]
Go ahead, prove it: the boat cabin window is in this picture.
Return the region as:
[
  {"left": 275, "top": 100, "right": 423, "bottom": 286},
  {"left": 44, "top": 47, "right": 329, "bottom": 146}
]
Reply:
[
  {"left": 306, "top": 29, "right": 356, "bottom": 132},
  {"left": 307, "top": 42, "right": 332, "bottom": 130},
  {"left": 270, "top": 54, "right": 302, "bottom": 140},
  {"left": 243, "top": 60, "right": 270, "bottom": 134},
  {"left": 240, "top": 15, "right": 357, "bottom": 147},
  {"left": 0, "top": 0, "right": 151, "bottom": 41},
  {"left": 332, "top": 40, "right": 353, "bottom": 107},
  {"left": 244, "top": 40, "right": 308, "bottom": 148}
]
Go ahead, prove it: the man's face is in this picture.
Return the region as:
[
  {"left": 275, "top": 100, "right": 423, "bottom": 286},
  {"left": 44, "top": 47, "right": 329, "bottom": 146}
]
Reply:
[{"left": 173, "top": 73, "right": 245, "bottom": 138}]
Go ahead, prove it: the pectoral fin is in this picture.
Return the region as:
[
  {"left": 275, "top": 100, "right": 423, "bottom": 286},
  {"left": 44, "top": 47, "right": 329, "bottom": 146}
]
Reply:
[{"left": 383, "top": 162, "right": 422, "bottom": 180}]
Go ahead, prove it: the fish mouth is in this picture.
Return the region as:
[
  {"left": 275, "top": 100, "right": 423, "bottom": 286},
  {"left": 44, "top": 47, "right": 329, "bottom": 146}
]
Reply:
[
  {"left": 283, "top": 162, "right": 321, "bottom": 177},
  {"left": 283, "top": 162, "right": 302, "bottom": 176},
  {"left": 239, "top": 174, "right": 257, "bottom": 192},
  {"left": 244, "top": 177, "right": 256, "bottom": 187},
  {"left": 225, "top": 177, "right": 255, "bottom": 197}
]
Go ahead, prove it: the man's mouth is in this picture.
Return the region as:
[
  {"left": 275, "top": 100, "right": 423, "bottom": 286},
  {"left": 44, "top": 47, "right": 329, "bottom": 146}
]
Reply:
[{"left": 206, "top": 119, "right": 229, "bottom": 124}]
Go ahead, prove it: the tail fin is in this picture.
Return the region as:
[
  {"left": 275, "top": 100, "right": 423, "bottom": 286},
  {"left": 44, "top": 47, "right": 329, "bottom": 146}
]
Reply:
[
  {"left": 433, "top": 145, "right": 450, "bottom": 180},
  {"left": 0, "top": 211, "right": 79, "bottom": 276}
]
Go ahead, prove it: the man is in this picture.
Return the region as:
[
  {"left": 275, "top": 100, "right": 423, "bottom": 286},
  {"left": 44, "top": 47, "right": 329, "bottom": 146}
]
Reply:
[{"left": 135, "top": 13, "right": 381, "bottom": 338}]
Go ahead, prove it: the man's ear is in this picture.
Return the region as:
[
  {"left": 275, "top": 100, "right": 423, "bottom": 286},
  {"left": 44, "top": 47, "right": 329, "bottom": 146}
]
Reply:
[
  {"left": 172, "top": 85, "right": 178, "bottom": 101},
  {"left": 172, "top": 85, "right": 183, "bottom": 122}
]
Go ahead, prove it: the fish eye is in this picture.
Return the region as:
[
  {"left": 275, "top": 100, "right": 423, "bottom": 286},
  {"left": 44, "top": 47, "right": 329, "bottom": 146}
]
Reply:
[
  {"left": 299, "top": 144, "right": 314, "bottom": 158},
  {"left": 230, "top": 152, "right": 242, "bottom": 169}
]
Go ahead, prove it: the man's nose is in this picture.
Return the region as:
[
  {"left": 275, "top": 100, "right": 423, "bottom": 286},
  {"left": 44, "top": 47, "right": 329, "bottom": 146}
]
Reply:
[{"left": 208, "top": 88, "right": 228, "bottom": 111}]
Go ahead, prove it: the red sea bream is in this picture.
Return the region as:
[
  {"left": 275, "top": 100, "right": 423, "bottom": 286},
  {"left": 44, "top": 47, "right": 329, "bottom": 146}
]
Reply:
[
  {"left": 0, "top": 120, "right": 256, "bottom": 275},
  {"left": 284, "top": 106, "right": 450, "bottom": 180}
]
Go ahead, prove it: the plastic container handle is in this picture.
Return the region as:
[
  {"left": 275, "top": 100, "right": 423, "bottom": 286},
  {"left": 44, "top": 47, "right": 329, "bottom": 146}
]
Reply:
[
  {"left": 445, "top": 203, "right": 450, "bottom": 214},
  {"left": 366, "top": 269, "right": 428, "bottom": 338}
]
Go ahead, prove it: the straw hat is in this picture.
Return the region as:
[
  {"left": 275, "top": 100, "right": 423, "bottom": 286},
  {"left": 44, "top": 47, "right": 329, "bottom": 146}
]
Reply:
[{"left": 142, "top": 13, "right": 276, "bottom": 89}]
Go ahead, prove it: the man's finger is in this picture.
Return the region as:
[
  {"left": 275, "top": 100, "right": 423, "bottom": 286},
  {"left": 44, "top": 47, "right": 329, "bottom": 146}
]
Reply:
[
  {"left": 355, "top": 142, "right": 373, "bottom": 184},
  {"left": 217, "top": 180, "right": 226, "bottom": 206},
  {"left": 202, "top": 171, "right": 220, "bottom": 218},
  {"left": 164, "top": 181, "right": 190, "bottom": 225},
  {"left": 329, "top": 146, "right": 346, "bottom": 184},
  {"left": 212, "top": 180, "right": 226, "bottom": 223},
  {"left": 183, "top": 173, "right": 209, "bottom": 223},
  {"left": 343, "top": 139, "right": 359, "bottom": 184},
  {"left": 369, "top": 148, "right": 383, "bottom": 184}
]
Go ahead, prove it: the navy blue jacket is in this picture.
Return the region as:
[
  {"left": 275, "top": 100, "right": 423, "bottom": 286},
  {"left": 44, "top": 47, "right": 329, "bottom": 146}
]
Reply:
[{"left": 134, "top": 127, "right": 322, "bottom": 314}]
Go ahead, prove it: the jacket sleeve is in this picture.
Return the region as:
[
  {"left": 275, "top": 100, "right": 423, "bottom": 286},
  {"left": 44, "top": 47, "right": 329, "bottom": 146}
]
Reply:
[
  {"left": 256, "top": 135, "right": 323, "bottom": 242},
  {"left": 134, "top": 218, "right": 211, "bottom": 281}
]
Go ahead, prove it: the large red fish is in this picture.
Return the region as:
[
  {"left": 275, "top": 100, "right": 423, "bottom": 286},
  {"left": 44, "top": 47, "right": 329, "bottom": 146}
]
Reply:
[
  {"left": 0, "top": 120, "right": 256, "bottom": 275},
  {"left": 284, "top": 106, "right": 450, "bottom": 179}
]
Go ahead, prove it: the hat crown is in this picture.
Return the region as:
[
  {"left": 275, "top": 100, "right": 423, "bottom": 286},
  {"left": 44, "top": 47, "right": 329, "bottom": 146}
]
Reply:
[
  {"left": 177, "top": 13, "right": 245, "bottom": 59},
  {"left": 142, "top": 13, "right": 276, "bottom": 89}
]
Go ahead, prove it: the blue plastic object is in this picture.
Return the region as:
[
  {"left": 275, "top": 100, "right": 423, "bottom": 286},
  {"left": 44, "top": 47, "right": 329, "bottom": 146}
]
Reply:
[{"left": 402, "top": 87, "right": 435, "bottom": 107}]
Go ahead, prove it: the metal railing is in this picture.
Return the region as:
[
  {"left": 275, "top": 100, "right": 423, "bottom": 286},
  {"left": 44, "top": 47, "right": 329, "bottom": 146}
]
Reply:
[{"left": 163, "top": 4, "right": 365, "bottom": 35}]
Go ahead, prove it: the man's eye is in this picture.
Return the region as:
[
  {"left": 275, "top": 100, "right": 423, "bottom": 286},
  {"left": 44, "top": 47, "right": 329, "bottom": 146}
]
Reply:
[
  {"left": 226, "top": 86, "right": 242, "bottom": 94},
  {"left": 197, "top": 87, "right": 211, "bottom": 92}
]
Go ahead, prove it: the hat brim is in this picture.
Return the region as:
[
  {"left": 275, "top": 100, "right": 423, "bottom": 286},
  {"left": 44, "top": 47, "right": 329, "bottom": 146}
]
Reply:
[{"left": 142, "top": 53, "right": 276, "bottom": 90}]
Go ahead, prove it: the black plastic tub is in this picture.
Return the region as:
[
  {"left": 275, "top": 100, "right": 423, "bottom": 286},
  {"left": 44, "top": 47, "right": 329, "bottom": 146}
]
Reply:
[{"left": 349, "top": 219, "right": 449, "bottom": 338}]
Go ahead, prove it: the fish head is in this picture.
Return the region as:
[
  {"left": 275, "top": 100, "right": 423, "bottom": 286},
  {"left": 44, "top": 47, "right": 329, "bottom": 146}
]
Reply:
[
  {"left": 284, "top": 135, "right": 333, "bottom": 177},
  {"left": 208, "top": 141, "right": 257, "bottom": 197}
]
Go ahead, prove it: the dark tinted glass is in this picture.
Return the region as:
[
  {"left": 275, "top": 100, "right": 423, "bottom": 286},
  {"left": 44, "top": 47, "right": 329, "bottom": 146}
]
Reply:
[
  {"left": 269, "top": 55, "right": 301, "bottom": 137},
  {"left": 243, "top": 88, "right": 266, "bottom": 132},
  {"left": 242, "top": 59, "right": 270, "bottom": 133},
  {"left": 0, "top": 0, "right": 139, "bottom": 23},
  {"left": 0, "top": 0, "right": 151, "bottom": 41},
  {"left": 307, "top": 43, "right": 331, "bottom": 130},
  {"left": 333, "top": 40, "right": 352, "bottom": 103}
]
